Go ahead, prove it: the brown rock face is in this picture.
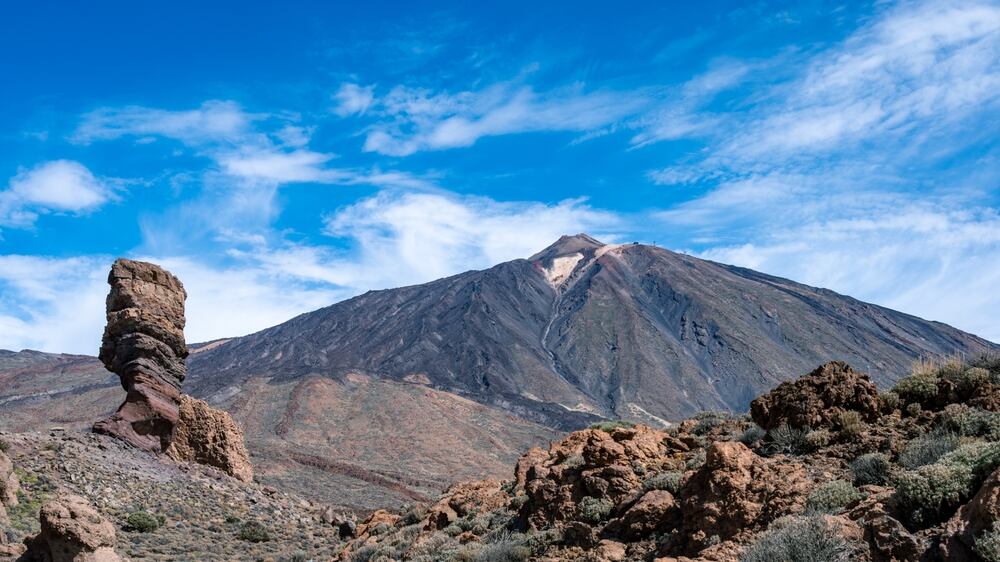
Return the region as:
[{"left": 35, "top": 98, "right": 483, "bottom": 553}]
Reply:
[
  {"left": 749, "top": 361, "right": 881, "bottom": 430},
  {"left": 165, "top": 395, "right": 254, "bottom": 483},
  {"left": 22, "top": 494, "right": 122, "bottom": 562},
  {"left": 941, "top": 466, "right": 1000, "bottom": 561},
  {"left": 677, "top": 441, "right": 809, "bottom": 553},
  {"left": 92, "top": 259, "right": 188, "bottom": 452},
  {"left": 0, "top": 448, "right": 18, "bottom": 526}
]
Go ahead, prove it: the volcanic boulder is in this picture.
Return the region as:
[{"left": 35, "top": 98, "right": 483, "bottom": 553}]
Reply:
[
  {"left": 92, "top": 259, "right": 188, "bottom": 452},
  {"left": 165, "top": 395, "right": 253, "bottom": 483},
  {"left": 750, "top": 361, "right": 881, "bottom": 430},
  {"left": 22, "top": 494, "right": 122, "bottom": 562}
]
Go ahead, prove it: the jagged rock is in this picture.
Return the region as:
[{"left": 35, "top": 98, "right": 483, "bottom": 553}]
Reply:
[
  {"left": 940, "top": 466, "right": 1000, "bottom": 561},
  {"left": 0, "top": 448, "right": 18, "bottom": 527},
  {"left": 424, "top": 479, "right": 507, "bottom": 532},
  {"left": 617, "top": 490, "right": 677, "bottom": 540},
  {"left": 750, "top": 361, "right": 881, "bottom": 430},
  {"left": 846, "top": 487, "right": 926, "bottom": 562},
  {"left": 165, "top": 395, "right": 253, "bottom": 483},
  {"left": 93, "top": 258, "right": 188, "bottom": 452},
  {"left": 22, "top": 494, "right": 121, "bottom": 562},
  {"left": 677, "top": 441, "right": 809, "bottom": 554}
]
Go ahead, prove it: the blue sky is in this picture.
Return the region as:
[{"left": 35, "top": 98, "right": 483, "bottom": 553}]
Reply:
[{"left": 1, "top": 0, "right": 998, "bottom": 353}]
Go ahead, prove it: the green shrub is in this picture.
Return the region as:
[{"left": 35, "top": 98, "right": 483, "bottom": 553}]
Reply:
[
  {"left": 836, "top": 410, "right": 864, "bottom": 437},
  {"left": 686, "top": 449, "right": 706, "bottom": 470},
  {"left": 905, "top": 402, "right": 922, "bottom": 418},
  {"left": 739, "top": 424, "right": 766, "bottom": 445},
  {"left": 893, "top": 461, "right": 972, "bottom": 526},
  {"left": 940, "top": 441, "right": 1000, "bottom": 481},
  {"left": 766, "top": 424, "right": 810, "bottom": 455},
  {"left": 577, "top": 496, "right": 614, "bottom": 523},
  {"left": 940, "top": 405, "right": 1000, "bottom": 440},
  {"left": 880, "top": 391, "right": 901, "bottom": 413},
  {"left": 851, "top": 453, "right": 891, "bottom": 486},
  {"left": 692, "top": 411, "right": 731, "bottom": 435},
  {"left": 0, "top": 440, "right": 9, "bottom": 453},
  {"left": 237, "top": 520, "right": 271, "bottom": 542},
  {"left": 970, "top": 353, "right": 1000, "bottom": 382},
  {"left": 899, "top": 429, "right": 961, "bottom": 469},
  {"left": 806, "top": 480, "right": 864, "bottom": 514},
  {"left": 805, "top": 429, "right": 832, "bottom": 449},
  {"left": 976, "top": 521, "right": 1000, "bottom": 562},
  {"left": 124, "top": 511, "right": 162, "bottom": 532},
  {"left": 588, "top": 420, "right": 634, "bottom": 432},
  {"left": 740, "top": 515, "right": 858, "bottom": 562},
  {"left": 894, "top": 372, "right": 939, "bottom": 404},
  {"left": 958, "top": 367, "right": 991, "bottom": 393},
  {"left": 561, "top": 454, "right": 584, "bottom": 469},
  {"left": 642, "top": 470, "right": 683, "bottom": 494},
  {"left": 472, "top": 539, "right": 531, "bottom": 562}
]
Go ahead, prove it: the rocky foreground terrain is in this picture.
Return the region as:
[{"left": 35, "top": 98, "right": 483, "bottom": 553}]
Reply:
[{"left": 336, "top": 355, "right": 1000, "bottom": 561}]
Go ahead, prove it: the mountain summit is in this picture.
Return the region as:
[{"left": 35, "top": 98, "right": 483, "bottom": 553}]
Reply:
[{"left": 186, "top": 234, "right": 997, "bottom": 427}]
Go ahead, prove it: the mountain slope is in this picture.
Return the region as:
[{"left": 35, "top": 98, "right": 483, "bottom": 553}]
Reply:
[{"left": 187, "top": 234, "right": 997, "bottom": 425}]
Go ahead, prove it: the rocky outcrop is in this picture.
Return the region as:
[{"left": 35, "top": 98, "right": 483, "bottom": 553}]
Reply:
[
  {"left": 92, "top": 259, "right": 188, "bottom": 452},
  {"left": 0, "top": 448, "right": 18, "bottom": 527},
  {"left": 22, "top": 494, "right": 122, "bottom": 562},
  {"left": 91, "top": 259, "right": 253, "bottom": 482},
  {"left": 675, "top": 441, "right": 810, "bottom": 553},
  {"left": 165, "top": 395, "right": 253, "bottom": 482},
  {"left": 750, "top": 361, "right": 881, "bottom": 430}
]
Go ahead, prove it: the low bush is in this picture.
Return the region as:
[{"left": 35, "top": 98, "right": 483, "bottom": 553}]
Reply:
[
  {"left": 851, "top": 453, "right": 891, "bottom": 486},
  {"left": 806, "top": 480, "right": 864, "bottom": 514},
  {"left": 577, "top": 496, "right": 614, "bottom": 523},
  {"left": 642, "top": 470, "right": 683, "bottom": 494},
  {"left": 124, "top": 511, "right": 162, "bottom": 533},
  {"left": 894, "top": 371, "right": 939, "bottom": 405},
  {"left": 940, "top": 405, "right": 1000, "bottom": 440},
  {"left": 891, "top": 442, "right": 999, "bottom": 527},
  {"left": 805, "top": 429, "right": 832, "bottom": 449},
  {"left": 765, "top": 424, "right": 810, "bottom": 455},
  {"left": 692, "top": 411, "right": 731, "bottom": 435},
  {"left": 970, "top": 353, "right": 1000, "bottom": 383},
  {"left": 740, "top": 515, "right": 858, "bottom": 562},
  {"left": 237, "top": 521, "right": 271, "bottom": 543},
  {"left": 471, "top": 539, "right": 531, "bottom": 562},
  {"left": 589, "top": 420, "right": 634, "bottom": 432},
  {"left": 899, "top": 428, "right": 961, "bottom": 469},
  {"left": 976, "top": 522, "right": 1000, "bottom": 562},
  {"left": 738, "top": 424, "right": 766, "bottom": 445},
  {"left": 880, "top": 391, "right": 901, "bottom": 413},
  {"left": 836, "top": 410, "right": 864, "bottom": 437}
]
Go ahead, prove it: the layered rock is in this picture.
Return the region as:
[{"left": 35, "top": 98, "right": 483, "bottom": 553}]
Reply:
[
  {"left": 92, "top": 259, "right": 253, "bottom": 482},
  {"left": 22, "top": 494, "right": 122, "bottom": 562},
  {"left": 750, "top": 361, "right": 881, "bottom": 430},
  {"left": 165, "top": 395, "right": 253, "bottom": 483},
  {"left": 92, "top": 259, "right": 188, "bottom": 452}
]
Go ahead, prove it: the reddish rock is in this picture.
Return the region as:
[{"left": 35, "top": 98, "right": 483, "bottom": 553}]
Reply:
[
  {"left": 93, "top": 259, "right": 188, "bottom": 452},
  {"left": 425, "top": 480, "right": 507, "bottom": 531},
  {"left": 677, "top": 441, "right": 809, "bottom": 553},
  {"left": 0, "top": 448, "right": 18, "bottom": 525},
  {"left": 165, "top": 395, "right": 253, "bottom": 483},
  {"left": 750, "top": 361, "right": 881, "bottom": 430},
  {"left": 618, "top": 490, "right": 677, "bottom": 539},
  {"left": 22, "top": 494, "right": 122, "bottom": 562}
]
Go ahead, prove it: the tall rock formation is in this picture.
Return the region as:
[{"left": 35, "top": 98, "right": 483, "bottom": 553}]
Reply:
[
  {"left": 92, "top": 259, "right": 187, "bottom": 452},
  {"left": 92, "top": 258, "right": 253, "bottom": 482}
]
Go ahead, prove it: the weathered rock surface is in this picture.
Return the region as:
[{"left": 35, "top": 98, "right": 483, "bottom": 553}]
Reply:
[
  {"left": 92, "top": 258, "right": 188, "bottom": 452},
  {"left": 0, "top": 448, "right": 18, "bottom": 526},
  {"left": 750, "top": 361, "right": 881, "bottom": 430},
  {"left": 22, "top": 494, "right": 121, "bottom": 562},
  {"left": 676, "top": 441, "right": 809, "bottom": 553},
  {"left": 165, "top": 395, "right": 253, "bottom": 483}
]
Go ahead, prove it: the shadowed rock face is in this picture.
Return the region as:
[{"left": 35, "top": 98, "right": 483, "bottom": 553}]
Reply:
[
  {"left": 93, "top": 259, "right": 188, "bottom": 452},
  {"left": 23, "top": 494, "right": 122, "bottom": 562}
]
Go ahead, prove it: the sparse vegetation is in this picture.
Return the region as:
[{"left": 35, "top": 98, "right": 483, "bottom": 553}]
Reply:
[
  {"left": 835, "top": 410, "right": 864, "bottom": 437},
  {"left": 739, "top": 423, "right": 766, "bottom": 445},
  {"left": 976, "top": 522, "right": 1000, "bottom": 562},
  {"left": 740, "top": 515, "right": 858, "bottom": 562},
  {"left": 899, "top": 428, "right": 961, "bottom": 469},
  {"left": 0, "top": 439, "right": 9, "bottom": 452},
  {"left": 893, "top": 442, "right": 1000, "bottom": 526},
  {"left": 806, "top": 480, "right": 863, "bottom": 514},
  {"left": 588, "top": 420, "right": 635, "bottom": 432},
  {"left": 692, "top": 411, "right": 731, "bottom": 435},
  {"left": 577, "top": 496, "right": 614, "bottom": 522},
  {"left": 237, "top": 520, "right": 271, "bottom": 543},
  {"left": 851, "top": 453, "right": 891, "bottom": 486},
  {"left": 765, "top": 424, "right": 810, "bottom": 455},
  {"left": 642, "top": 470, "right": 683, "bottom": 494},
  {"left": 125, "top": 510, "right": 163, "bottom": 532}
]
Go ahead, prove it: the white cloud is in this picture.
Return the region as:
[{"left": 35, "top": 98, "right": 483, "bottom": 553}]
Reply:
[
  {"left": 0, "top": 160, "right": 113, "bottom": 228},
  {"left": 360, "top": 81, "right": 651, "bottom": 156},
  {"left": 333, "top": 83, "right": 375, "bottom": 116},
  {"left": 73, "top": 100, "right": 259, "bottom": 145}
]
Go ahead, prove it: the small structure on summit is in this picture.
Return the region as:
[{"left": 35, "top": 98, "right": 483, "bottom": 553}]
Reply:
[{"left": 93, "top": 258, "right": 253, "bottom": 482}]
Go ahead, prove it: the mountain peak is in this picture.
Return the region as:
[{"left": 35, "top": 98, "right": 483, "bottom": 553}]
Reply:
[{"left": 528, "top": 233, "right": 605, "bottom": 261}]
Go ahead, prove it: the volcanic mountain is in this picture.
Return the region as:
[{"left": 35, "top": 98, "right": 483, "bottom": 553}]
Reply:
[
  {"left": 2, "top": 235, "right": 996, "bottom": 509},
  {"left": 186, "top": 234, "right": 997, "bottom": 426}
]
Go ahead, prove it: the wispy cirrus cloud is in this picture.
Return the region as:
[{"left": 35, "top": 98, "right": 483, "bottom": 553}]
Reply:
[{"left": 351, "top": 79, "right": 652, "bottom": 156}]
